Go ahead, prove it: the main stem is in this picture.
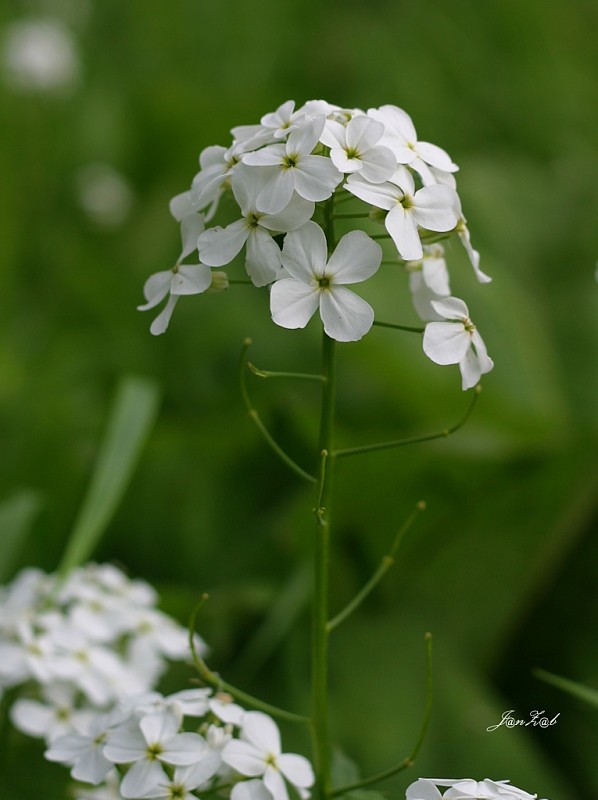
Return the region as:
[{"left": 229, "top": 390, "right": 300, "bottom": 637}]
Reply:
[{"left": 312, "top": 331, "right": 337, "bottom": 800}]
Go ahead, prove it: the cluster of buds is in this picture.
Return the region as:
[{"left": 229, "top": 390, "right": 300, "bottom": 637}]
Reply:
[
  {"left": 0, "top": 563, "right": 202, "bottom": 741},
  {"left": 139, "top": 99, "right": 493, "bottom": 389},
  {"left": 45, "top": 688, "right": 314, "bottom": 800}
]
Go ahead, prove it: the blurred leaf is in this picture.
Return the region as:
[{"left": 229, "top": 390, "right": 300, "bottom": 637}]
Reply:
[
  {"left": 57, "top": 375, "right": 160, "bottom": 576},
  {"left": 331, "top": 747, "right": 361, "bottom": 789},
  {"left": 535, "top": 669, "right": 598, "bottom": 710},
  {"left": 0, "top": 491, "right": 42, "bottom": 583}
]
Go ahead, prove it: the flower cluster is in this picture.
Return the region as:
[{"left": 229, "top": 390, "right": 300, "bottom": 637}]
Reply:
[
  {"left": 140, "top": 99, "right": 493, "bottom": 389},
  {"left": 0, "top": 563, "right": 203, "bottom": 742},
  {"left": 406, "top": 777, "right": 548, "bottom": 800},
  {"left": 45, "top": 689, "right": 314, "bottom": 800}
]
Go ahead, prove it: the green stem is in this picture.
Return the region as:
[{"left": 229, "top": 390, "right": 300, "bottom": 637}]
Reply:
[
  {"left": 311, "top": 331, "right": 337, "bottom": 800},
  {"left": 373, "top": 320, "right": 424, "bottom": 334},
  {"left": 240, "top": 340, "right": 317, "bottom": 484},
  {"left": 330, "top": 633, "right": 433, "bottom": 797},
  {"left": 189, "top": 596, "right": 309, "bottom": 724},
  {"left": 334, "top": 387, "right": 481, "bottom": 459},
  {"left": 247, "top": 362, "right": 326, "bottom": 382},
  {"left": 327, "top": 501, "right": 425, "bottom": 633}
]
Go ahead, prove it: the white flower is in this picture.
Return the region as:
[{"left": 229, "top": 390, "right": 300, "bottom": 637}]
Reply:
[
  {"left": 10, "top": 682, "right": 91, "bottom": 742},
  {"left": 260, "top": 100, "right": 305, "bottom": 139},
  {"left": 270, "top": 221, "right": 382, "bottom": 342},
  {"left": 197, "top": 164, "right": 314, "bottom": 286},
  {"left": 76, "top": 163, "right": 134, "bottom": 228},
  {"left": 422, "top": 297, "right": 494, "bottom": 389},
  {"left": 104, "top": 709, "right": 208, "bottom": 798},
  {"left": 346, "top": 168, "right": 460, "bottom": 261},
  {"left": 243, "top": 117, "right": 342, "bottom": 213},
  {"left": 222, "top": 711, "right": 314, "bottom": 800},
  {"left": 368, "top": 105, "right": 458, "bottom": 184},
  {"left": 45, "top": 709, "right": 126, "bottom": 785},
  {"left": 138, "top": 192, "right": 212, "bottom": 335},
  {"left": 320, "top": 115, "right": 396, "bottom": 183},
  {"left": 415, "top": 778, "right": 543, "bottom": 800}
]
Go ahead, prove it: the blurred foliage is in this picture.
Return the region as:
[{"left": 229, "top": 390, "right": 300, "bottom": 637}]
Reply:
[{"left": 1, "top": 0, "right": 597, "bottom": 798}]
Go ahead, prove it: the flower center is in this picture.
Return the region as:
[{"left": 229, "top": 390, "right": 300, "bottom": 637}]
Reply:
[
  {"left": 146, "top": 742, "right": 164, "bottom": 761},
  {"left": 283, "top": 153, "right": 299, "bottom": 169},
  {"left": 400, "top": 194, "right": 414, "bottom": 210},
  {"left": 318, "top": 275, "right": 331, "bottom": 290},
  {"left": 246, "top": 211, "right": 262, "bottom": 229},
  {"left": 345, "top": 146, "right": 360, "bottom": 160}
]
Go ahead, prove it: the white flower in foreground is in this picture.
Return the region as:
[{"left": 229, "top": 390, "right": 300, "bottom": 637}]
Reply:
[
  {"left": 413, "top": 777, "right": 544, "bottom": 800},
  {"left": 103, "top": 709, "right": 207, "bottom": 798},
  {"left": 45, "top": 709, "right": 125, "bottom": 785},
  {"left": 243, "top": 116, "right": 342, "bottom": 213},
  {"left": 261, "top": 99, "right": 305, "bottom": 139},
  {"left": 198, "top": 164, "right": 314, "bottom": 286},
  {"left": 347, "top": 168, "right": 460, "bottom": 261},
  {"left": 457, "top": 219, "right": 492, "bottom": 284},
  {"left": 138, "top": 192, "right": 212, "bottom": 335},
  {"left": 423, "top": 297, "right": 493, "bottom": 390},
  {"left": 270, "top": 221, "right": 382, "bottom": 342},
  {"left": 320, "top": 115, "right": 396, "bottom": 183},
  {"left": 222, "top": 711, "right": 314, "bottom": 800}
]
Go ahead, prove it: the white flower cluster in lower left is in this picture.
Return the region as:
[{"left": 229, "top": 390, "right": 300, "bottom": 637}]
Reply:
[
  {"left": 45, "top": 690, "right": 314, "bottom": 800},
  {"left": 0, "top": 563, "right": 204, "bottom": 742}
]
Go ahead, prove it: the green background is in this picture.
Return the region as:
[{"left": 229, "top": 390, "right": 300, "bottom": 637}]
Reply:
[{"left": 1, "top": 1, "right": 597, "bottom": 798}]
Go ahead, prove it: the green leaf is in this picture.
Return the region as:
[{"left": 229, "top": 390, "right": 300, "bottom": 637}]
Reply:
[
  {"left": 331, "top": 747, "right": 361, "bottom": 789},
  {"left": 0, "top": 490, "right": 42, "bottom": 583},
  {"left": 534, "top": 668, "right": 598, "bottom": 709},
  {"left": 57, "top": 375, "right": 160, "bottom": 577}
]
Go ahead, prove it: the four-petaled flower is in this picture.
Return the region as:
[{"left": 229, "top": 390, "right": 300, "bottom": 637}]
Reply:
[
  {"left": 270, "top": 221, "right": 382, "bottom": 342},
  {"left": 222, "top": 711, "right": 314, "bottom": 800},
  {"left": 423, "top": 297, "right": 494, "bottom": 390}
]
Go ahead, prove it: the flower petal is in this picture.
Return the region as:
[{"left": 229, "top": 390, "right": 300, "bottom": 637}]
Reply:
[
  {"left": 256, "top": 168, "right": 295, "bottom": 214},
  {"left": 319, "top": 287, "right": 374, "bottom": 342},
  {"left": 246, "top": 228, "right": 282, "bottom": 286},
  {"left": 281, "top": 221, "right": 327, "bottom": 282},
  {"left": 411, "top": 186, "right": 460, "bottom": 233},
  {"left": 270, "top": 279, "right": 319, "bottom": 330},
  {"left": 385, "top": 205, "right": 422, "bottom": 261},
  {"left": 423, "top": 322, "right": 470, "bottom": 365},
  {"left": 171, "top": 264, "right": 212, "bottom": 296},
  {"left": 198, "top": 219, "right": 248, "bottom": 267},
  {"left": 326, "top": 230, "right": 381, "bottom": 284}
]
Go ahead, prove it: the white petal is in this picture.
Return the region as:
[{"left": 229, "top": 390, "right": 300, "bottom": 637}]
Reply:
[
  {"left": 246, "top": 228, "right": 282, "bottom": 286},
  {"left": 169, "top": 192, "right": 194, "bottom": 222},
  {"left": 256, "top": 169, "right": 295, "bottom": 214},
  {"left": 162, "top": 732, "right": 207, "bottom": 766},
  {"left": 171, "top": 264, "right": 212, "bottom": 296},
  {"left": 270, "top": 279, "right": 319, "bottom": 330},
  {"left": 198, "top": 219, "right": 248, "bottom": 267},
  {"left": 150, "top": 295, "right": 179, "bottom": 335},
  {"left": 293, "top": 155, "right": 341, "bottom": 202},
  {"left": 241, "top": 711, "right": 281, "bottom": 754},
  {"left": 287, "top": 116, "right": 325, "bottom": 156},
  {"left": 264, "top": 767, "right": 289, "bottom": 800},
  {"left": 120, "top": 759, "right": 169, "bottom": 799},
  {"left": 406, "top": 778, "right": 444, "bottom": 800},
  {"left": 260, "top": 193, "right": 315, "bottom": 233},
  {"left": 345, "top": 177, "right": 398, "bottom": 210},
  {"left": 431, "top": 296, "right": 469, "bottom": 321},
  {"left": 319, "top": 287, "right": 374, "bottom": 342},
  {"left": 319, "top": 119, "right": 346, "bottom": 150},
  {"left": 221, "top": 740, "right": 265, "bottom": 777},
  {"left": 71, "top": 746, "right": 113, "bottom": 785},
  {"left": 386, "top": 205, "right": 422, "bottom": 261},
  {"left": 180, "top": 214, "right": 205, "bottom": 260},
  {"left": 138, "top": 271, "right": 171, "bottom": 310},
  {"left": 358, "top": 147, "right": 397, "bottom": 183},
  {"left": 281, "top": 221, "right": 327, "bottom": 282},
  {"left": 423, "top": 322, "right": 470, "bottom": 365},
  {"left": 411, "top": 185, "right": 460, "bottom": 232},
  {"left": 231, "top": 779, "right": 272, "bottom": 800},
  {"left": 416, "top": 141, "right": 458, "bottom": 172},
  {"left": 243, "top": 144, "right": 286, "bottom": 167},
  {"left": 277, "top": 754, "right": 314, "bottom": 788},
  {"left": 346, "top": 116, "right": 384, "bottom": 152},
  {"left": 326, "top": 230, "right": 381, "bottom": 284}
]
